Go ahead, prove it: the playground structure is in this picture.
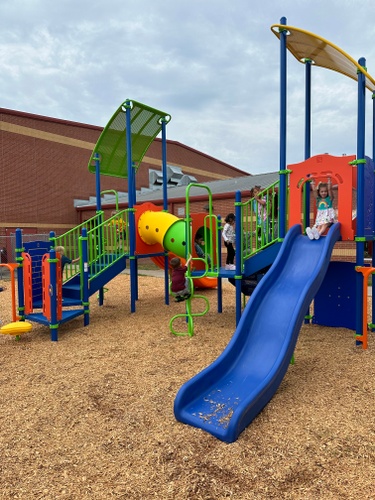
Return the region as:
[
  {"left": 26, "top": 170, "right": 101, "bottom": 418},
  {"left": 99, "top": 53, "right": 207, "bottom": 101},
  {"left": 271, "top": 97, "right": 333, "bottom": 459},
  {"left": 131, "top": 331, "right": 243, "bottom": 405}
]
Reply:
[
  {"left": 174, "top": 17, "right": 375, "bottom": 443},
  {"left": 2, "top": 16, "right": 375, "bottom": 442},
  {"left": 2, "top": 97, "right": 283, "bottom": 340},
  {"left": 2, "top": 101, "right": 235, "bottom": 340}
]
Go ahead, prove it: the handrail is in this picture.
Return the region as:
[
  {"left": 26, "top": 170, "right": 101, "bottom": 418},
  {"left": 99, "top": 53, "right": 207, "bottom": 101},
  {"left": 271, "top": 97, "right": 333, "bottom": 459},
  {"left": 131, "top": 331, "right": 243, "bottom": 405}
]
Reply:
[
  {"left": 241, "top": 180, "right": 280, "bottom": 261},
  {"left": 81, "top": 208, "right": 130, "bottom": 288},
  {"left": 179, "top": 183, "right": 217, "bottom": 336},
  {"left": 50, "top": 208, "right": 130, "bottom": 289},
  {"left": 101, "top": 189, "right": 119, "bottom": 211},
  {"left": 185, "top": 182, "right": 218, "bottom": 272},
  {"left": 50, "top": 212, "right": 104, "bottom": 282}
]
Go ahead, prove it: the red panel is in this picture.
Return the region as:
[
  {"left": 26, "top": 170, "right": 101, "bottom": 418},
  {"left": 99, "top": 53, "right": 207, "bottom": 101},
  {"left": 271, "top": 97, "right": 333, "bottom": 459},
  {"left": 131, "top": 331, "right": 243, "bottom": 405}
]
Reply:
[
  {"left": 288, "top": 154, "right": 356, "bottom": 241},
  {"left": 22, "top": 252, "right": 33, "bottom": 314},
  {"left": 42, "top": 254, "right": 63, "bottom": 322}
]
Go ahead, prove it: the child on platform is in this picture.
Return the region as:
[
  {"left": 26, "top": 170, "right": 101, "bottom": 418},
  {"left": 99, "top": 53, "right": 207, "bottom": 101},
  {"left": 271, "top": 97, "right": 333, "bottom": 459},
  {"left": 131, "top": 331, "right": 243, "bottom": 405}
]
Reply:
[
  {"left": 170, "top": 255, "right": 192, "bottom": 302},
  {"left": 306, "top": 177, "right": 335, "bottom": 240},
  {"left": 194, "top": 235, "right": 211, "bottom": 265},
  {"left": 253, "top": 185, "right": 269, "bottom": 238},
  {"left": 222, "top": 213, "right": 236, "bottom": 270}
]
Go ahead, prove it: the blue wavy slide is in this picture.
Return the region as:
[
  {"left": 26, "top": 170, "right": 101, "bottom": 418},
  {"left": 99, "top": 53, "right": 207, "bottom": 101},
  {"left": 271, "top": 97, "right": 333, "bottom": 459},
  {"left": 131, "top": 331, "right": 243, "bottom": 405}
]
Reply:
[{"left": 174, "top": 223, "right": 341, "bottom": 443}]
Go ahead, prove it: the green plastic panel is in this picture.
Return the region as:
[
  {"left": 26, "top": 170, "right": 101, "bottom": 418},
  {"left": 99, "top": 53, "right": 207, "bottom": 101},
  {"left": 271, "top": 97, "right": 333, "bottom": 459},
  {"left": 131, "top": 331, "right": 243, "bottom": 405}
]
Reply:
[
  {"left": 163, "top": 220, "right": 188, "bottom": 257},
  {"left": 88, "top": 99, "right": 171, "bottom": 179}
]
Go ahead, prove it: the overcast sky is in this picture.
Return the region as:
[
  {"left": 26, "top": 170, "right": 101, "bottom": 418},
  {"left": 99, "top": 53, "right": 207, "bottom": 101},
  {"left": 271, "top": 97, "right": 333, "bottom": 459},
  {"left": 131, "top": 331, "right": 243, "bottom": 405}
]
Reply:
[{"left": 2, "top": 1, "right": 375, "bottom": 174}]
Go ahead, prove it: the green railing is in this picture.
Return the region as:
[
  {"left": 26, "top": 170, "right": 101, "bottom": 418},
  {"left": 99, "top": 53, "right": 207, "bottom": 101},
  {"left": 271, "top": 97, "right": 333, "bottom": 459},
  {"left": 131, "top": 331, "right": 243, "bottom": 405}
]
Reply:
[
  {"left": 84, "top": 209, "right": 130, "bottom": 284},
  {"left": 186, "top": 183, "right": 219, "bottom": 278},
  {"left": 50, "top": 213, "right": 104, "bottom": 282},
  {"left": 50, "top": 209, "right": 130, "bottom": 285},
  {"left": 169, "top": 183, "right": 217, "bottom": 337},
  {"left": 241, "top": 181, "right": 280, "bottom": 262}
]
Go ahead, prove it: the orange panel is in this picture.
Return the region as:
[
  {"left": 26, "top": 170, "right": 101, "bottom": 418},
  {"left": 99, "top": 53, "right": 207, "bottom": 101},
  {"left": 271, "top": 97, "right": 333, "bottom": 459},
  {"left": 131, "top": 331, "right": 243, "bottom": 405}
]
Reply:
[
  {"left": 22, "top": 252, "right": 33, "bottom": 314},
  {"left": 42, "top": 254, "right": 51, "bottom": 321},
  {"left": 288, "top": 154, "right": 356, "bottom": 241}
]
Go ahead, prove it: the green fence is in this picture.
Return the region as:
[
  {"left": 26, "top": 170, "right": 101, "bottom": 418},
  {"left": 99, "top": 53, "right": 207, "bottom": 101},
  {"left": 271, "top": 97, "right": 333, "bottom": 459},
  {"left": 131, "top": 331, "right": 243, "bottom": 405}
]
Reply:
[
  {"left": 241, "top": 181, "right": 280, "bottom": 264},
  {"left": 50, "top": 209, "right": 130, "bottom": 284}
]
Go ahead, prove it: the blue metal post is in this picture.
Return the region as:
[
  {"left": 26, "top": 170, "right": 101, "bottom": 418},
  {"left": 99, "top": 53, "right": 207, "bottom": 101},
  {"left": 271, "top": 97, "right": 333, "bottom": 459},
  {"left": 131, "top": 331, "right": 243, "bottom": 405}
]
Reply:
[
  {"left": 303, "top": 59, "right": 313, "bottom": 324},
  {"left": 355, "top": 57, "right": 366, "bottom": 340},
  {"left": 49, "top": 230, "right": 55, "bottom": 246},
  {"left": 304, "top": 59, "right": 312, "bottom": 228},
  {"left": 161, "top": 120, "right": 168, "bottom": 211},
  {"left": 81, "top": 228, "right": 90, "bottom": 326},
  {"left": 304, "top": 59, "right": 312, "bottom": 161},
  {"left": 125, "top": 100, "right": 137, "bottom": 313},
  {"left": 278, "top": 16, "right": 288, "bottom": 239},
  {"left": 235, "top": 191, "right": 242, "bottom": 325},
  {"left": 161, "top": 118, "right": 170, "bottom": 305}
]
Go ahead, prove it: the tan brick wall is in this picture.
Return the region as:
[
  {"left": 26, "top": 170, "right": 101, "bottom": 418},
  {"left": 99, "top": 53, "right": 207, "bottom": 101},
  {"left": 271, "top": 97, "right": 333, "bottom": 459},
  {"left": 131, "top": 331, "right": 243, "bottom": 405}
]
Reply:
[{"left": 0, "top": 109, "right": 247, "bottom": 237}]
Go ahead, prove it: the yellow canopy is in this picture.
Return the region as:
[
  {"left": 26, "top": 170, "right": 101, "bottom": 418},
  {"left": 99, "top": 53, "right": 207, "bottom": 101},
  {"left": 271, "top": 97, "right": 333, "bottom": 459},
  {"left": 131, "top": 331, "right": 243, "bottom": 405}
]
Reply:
[{"left": 271, "top": 24, "right": 375, "bottom": 92}]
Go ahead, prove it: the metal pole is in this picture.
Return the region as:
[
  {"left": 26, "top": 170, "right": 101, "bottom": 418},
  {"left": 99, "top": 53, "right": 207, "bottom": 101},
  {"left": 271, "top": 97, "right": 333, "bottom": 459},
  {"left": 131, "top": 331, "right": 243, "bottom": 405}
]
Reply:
[
  {"left": 161, "top": 118, "right": 170, "bottom": 305},
  {"left": 304, "top": 59, "right": 312, "bottom": 229},
  {"left": 278, "top": 16, "right": 287, "bottom": 239},
  {"left": 235, "top": 191, "right": 242, "bottom": 325},
  {"left": 125, "top": 100, "right": 137, "bottom": 313},
  {"left": 355, "top": 57, "right": 366, "bottom": 340}
]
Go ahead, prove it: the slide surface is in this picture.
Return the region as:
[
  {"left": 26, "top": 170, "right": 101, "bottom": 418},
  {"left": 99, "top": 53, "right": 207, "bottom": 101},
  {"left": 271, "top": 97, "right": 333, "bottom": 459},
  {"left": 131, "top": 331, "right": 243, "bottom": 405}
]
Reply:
[{"left": 174, "top": 223, "right": 341, "bottom": 443}]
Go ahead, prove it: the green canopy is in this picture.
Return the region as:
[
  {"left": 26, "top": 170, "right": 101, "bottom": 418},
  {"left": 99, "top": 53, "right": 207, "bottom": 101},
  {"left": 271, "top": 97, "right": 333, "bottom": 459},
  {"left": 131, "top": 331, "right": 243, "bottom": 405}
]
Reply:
[{"left": 88, "top": 99, "right": 171, "bottom": 178}]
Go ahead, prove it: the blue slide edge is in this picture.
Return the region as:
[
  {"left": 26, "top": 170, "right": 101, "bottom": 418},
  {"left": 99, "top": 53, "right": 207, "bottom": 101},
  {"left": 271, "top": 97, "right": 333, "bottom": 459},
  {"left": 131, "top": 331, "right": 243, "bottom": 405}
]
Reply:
[{"left": 174, "top": 223, "right": 341, "bottom": 443}]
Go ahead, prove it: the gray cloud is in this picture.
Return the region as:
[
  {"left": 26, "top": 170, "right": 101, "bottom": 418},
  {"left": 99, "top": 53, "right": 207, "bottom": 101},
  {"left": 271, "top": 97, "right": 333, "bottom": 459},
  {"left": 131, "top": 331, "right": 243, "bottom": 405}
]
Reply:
[{"left": 1, "top": 0, "right": 375, "bottom": 174}]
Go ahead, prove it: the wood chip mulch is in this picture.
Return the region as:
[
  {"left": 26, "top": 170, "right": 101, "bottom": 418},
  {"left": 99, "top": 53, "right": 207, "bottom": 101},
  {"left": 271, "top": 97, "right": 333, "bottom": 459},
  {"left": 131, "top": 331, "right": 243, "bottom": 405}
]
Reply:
[{"left": 0, "top": 274, "right": 374, "bottom": 499}]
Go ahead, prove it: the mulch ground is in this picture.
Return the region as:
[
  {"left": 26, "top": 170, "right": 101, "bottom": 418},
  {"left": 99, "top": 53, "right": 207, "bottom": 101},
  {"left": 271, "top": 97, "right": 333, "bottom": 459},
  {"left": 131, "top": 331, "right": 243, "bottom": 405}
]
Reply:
[{"left": 0, "top": 273, "right": 374, "bottom": 499}]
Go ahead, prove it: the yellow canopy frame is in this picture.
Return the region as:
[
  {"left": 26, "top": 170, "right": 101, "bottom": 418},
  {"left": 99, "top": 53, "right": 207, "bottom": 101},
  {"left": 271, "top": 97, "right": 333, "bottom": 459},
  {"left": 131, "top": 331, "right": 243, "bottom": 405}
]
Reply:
[{"left": 271, "top": 24, "right": 375, "bottom": 92}]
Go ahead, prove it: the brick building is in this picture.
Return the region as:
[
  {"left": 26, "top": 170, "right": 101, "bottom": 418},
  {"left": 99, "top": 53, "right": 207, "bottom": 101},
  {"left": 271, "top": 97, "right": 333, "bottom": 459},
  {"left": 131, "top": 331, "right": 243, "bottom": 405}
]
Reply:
[
  {"left": 1, "top": 108, "right": 363, "bottom": 266},
  {"left": 75, "top": 171, "right": 279, "bottom": 223},
  {"left": 0, "top": 107, "right": 249, "bottom": 238}
]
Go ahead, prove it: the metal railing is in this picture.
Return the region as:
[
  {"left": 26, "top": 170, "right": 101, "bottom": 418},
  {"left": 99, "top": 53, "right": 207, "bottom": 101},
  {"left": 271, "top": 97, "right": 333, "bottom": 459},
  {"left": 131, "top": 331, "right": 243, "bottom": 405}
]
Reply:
[
  {"left": 241, "top": 181, "right": 280, "bottom": 261},
  {"left": 50, "top": 209, "right": 130, "bottom": 284},
  {"left": 84, "top": 209, "right": 130, "bottom": 283}
]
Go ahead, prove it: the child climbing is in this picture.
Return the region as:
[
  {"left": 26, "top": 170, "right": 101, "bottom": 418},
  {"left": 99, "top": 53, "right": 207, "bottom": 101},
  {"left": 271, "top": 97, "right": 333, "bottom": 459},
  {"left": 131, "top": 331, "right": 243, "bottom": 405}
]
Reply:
[
  {"left": 170, "top": 255, "right": 192, "bottom": 302},
  {"left": 306, "top": 177, "right": 335, "bottom": 240},
  {"left": 222, "top": 213, "right": 236, "bottom": 270},
  {"left": 55, "top": 246, "right": 80, "bottom": 275}
]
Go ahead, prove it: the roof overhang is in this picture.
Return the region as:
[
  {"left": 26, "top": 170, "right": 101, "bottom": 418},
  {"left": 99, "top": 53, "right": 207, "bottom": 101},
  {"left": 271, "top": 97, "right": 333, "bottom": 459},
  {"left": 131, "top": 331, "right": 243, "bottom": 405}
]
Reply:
[{"left": 271, "top": 24, "right": 375, "bottom": 92}]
